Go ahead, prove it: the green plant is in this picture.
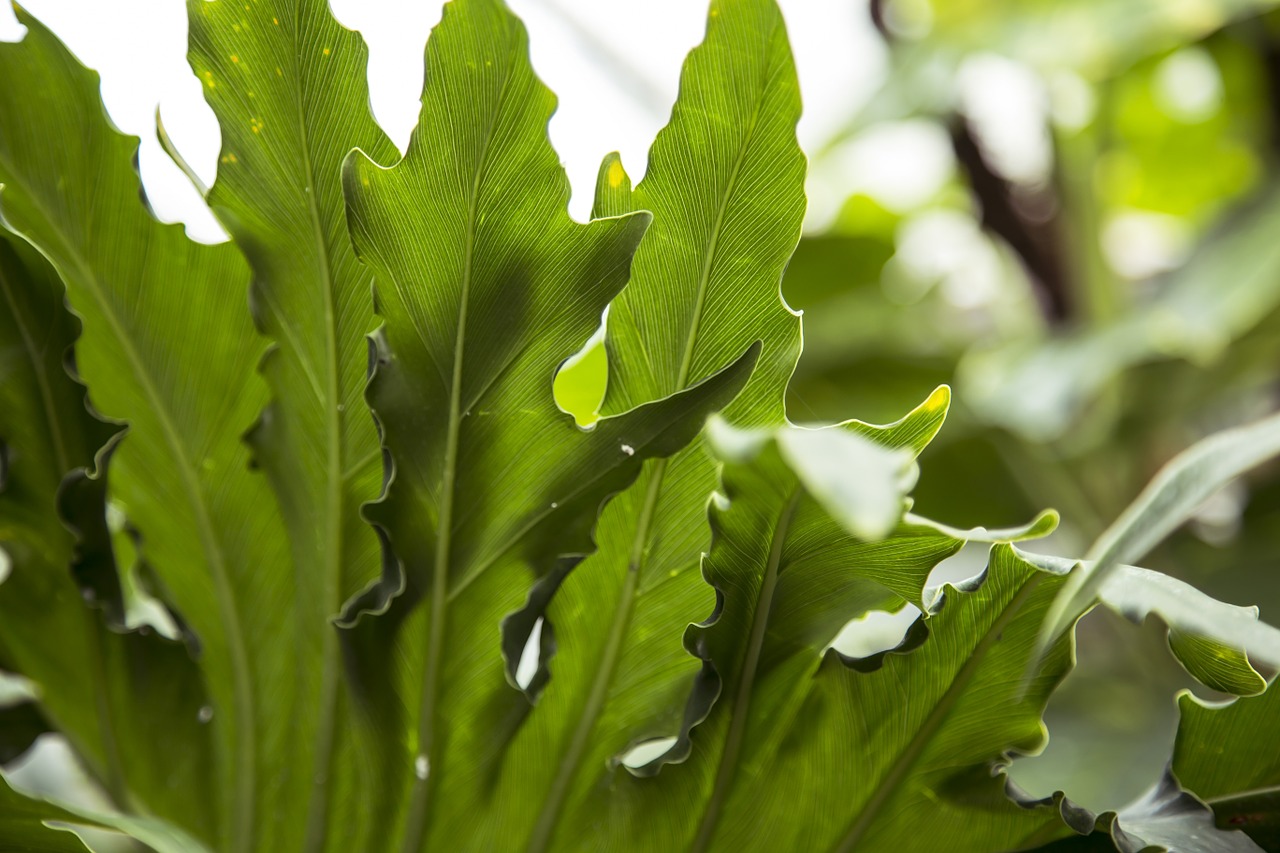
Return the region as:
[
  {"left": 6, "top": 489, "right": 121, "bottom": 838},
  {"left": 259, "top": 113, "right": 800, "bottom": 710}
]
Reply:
[{"left": 1, "top": 0, "right": 1279, "bottom": 851}]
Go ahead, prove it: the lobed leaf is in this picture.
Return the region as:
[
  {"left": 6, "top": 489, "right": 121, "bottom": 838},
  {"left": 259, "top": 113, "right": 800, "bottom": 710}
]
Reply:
[
  {"left": 450, "top": 2, "right": 810, "bottom": 849},
  {"left": 335, "top": 0, "right": 760, "bottom": 847},
  {"left": 549, "top": 392, "right": 1074, "bottom": 852},
  {"left": 181, "top": 0, "right": 402, "bottom": 847},
  {"left": 1174, "top": 680, "right": 1280, "bottom": 850},
  {"left": 0, "top": 231, "right": 213, "bottom": 830},
  {"left": 0, "top": 14, "right": 294, "bottom": 849},
  {"left": 1037, "top": 410, "right": 1280, "bottom": 667}
]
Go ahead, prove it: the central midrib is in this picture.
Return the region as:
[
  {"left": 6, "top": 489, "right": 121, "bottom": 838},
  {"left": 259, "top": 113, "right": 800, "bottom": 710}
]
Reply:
[
  {"left": 832, "top": 573, "right": 1046, "bottom": 852},
  {"left": 525, "top": 70, "right": 769, "bottom": 852},
  {"left": 690, "top": 487, "right": 802, "bottom": 851},
  {"left": 399, "top": 44, "right": 517, "bottom": 853}
]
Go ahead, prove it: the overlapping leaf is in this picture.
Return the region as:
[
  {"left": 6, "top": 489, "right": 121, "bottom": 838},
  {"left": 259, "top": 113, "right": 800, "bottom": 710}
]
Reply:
[
  {"left": 1038, "top": 409, "right": 1280, "bottom": 664},
  {"left": 0, "top": 230, "right": 213, "bottom": 833},
  {"left": 1174, "top": 681, "right": 1280, "bottom": 850},
  {"left": 533, "top": 390, "right": 1069, "bottom": 852},
  {"left": 178, "top": 1, "right": 401, "bottom": 847},
  {"left": 432, "top": 2, "right": 808, "bottom": 848},
  {"left": 336, "top": 0, "right": 758, "bottom": 847},
  {"left": 0, "top": 14, "right": 294, "bottom": 849}
]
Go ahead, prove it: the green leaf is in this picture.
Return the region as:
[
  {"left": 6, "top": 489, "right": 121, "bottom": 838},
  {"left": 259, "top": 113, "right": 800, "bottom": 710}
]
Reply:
[
  {"left": 1175, "top": 681, "right": 1280, "bottom": 850},
  {"left": 0, "top": 230, "right": 214, "bottom": 831},
  {"left": 434, "top": 2, "right": 810, "bottom": 849},
  {"left": 1167, "top": 631, "right": 1266, "bottom": 698},
  {"left": 961, "top": 184, "right": 1280, "bottom": 443},
  {"left": 335, "top": 1, "right": 760, "bottom": 848},
  {"left": 1025, "top": 772, "right": 1264, "bottom": 852},
  {"left": 0, "top": 773, "right": 215, "bottom": 853},
  {"left": 180, "top": 0, "right": 401, "bottom": 846},
  {"left": 546, "top": 401, "right": 1075, "bottom": 851},
  {"left": 1037, "top": 410, "right": 1280, "bottom": 666},
  {"left": 1023, "top": 551, "right": 1280, "bottom": 694},
  {"left": 706, "top": 416, "right": 920, "bottom": 542},
  {"left": 0, "top": 13, "right": 293, "bottom": 849},
  {"left": 0, "top": 776, "right": 91, "bottom": 852}
]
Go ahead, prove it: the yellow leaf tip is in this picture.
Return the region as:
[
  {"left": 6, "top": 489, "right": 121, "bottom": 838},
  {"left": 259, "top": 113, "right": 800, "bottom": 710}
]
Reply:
[{"left": 607, "top": 158, "right": 626, "bottom": 189}]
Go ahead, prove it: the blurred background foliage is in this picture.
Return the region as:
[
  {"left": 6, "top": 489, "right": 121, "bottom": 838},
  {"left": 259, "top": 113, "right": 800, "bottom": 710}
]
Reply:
[
  {"left": 554, "top": 0, "right": 1280, "bottom": 815},
  {"left": 787, "top": 0, "right": 1280, "bottom": 812}
]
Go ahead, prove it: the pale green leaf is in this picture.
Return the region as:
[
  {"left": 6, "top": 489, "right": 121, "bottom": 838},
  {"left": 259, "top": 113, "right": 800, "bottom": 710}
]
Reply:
[
  {"left": 1037, "top": 410, "right": 1280, "bottom": 665},
  {"left": 1174, "top": 681, "right": 1280, "bottom": 850}
]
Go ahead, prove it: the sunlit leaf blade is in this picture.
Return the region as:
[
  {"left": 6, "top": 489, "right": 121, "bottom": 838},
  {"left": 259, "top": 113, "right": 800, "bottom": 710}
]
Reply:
[
  {"left": 1167, "top": 632, "right": 1266, "bottom": 698},
  {"left": 0, "top": 232, "right": 214, "bottom": 834},
  {"left": 182, "top": 1, "right": 400, "bottom": 846},
  {"left": 552, "top": 404, "right": 1073, "bottom": 852},
  {"left": 336, "top": 0, "right": 759, "bottom": 847},
  {"left": 434, "top": 2, "right": 809, "bottom": 849},
  {"left": 1037, "top": 411, "right": 1280, "bottom": 667},
  {"left": 0, "top": 13, "right": 294, "bottom": 849},
  {"left": 1175, "top": 682, "right": 1280, "bottom": 850}
]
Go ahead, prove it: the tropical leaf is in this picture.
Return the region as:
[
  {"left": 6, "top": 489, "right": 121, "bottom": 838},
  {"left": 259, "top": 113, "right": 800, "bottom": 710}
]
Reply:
[
  {"left": 540, "top": 396, "right": 1074, "bottom": 852},
  {"left": 1174, "top": 680, "right": 1280, "bottom": 851},
  {"left": 1023, "top": 552, "right": 1280, "bottom": 694},
  {"left": 0, "top": 13, "right": 293, "bottom": 849},
  {"left": 0, "top": 231, "right": 213, "bottom": 827},
  {"left": 0, "top": 775, "right": 91, "bottom": 853},
  {"left": 426, "top": 2, "right": 809, "bottom": 849},
  {"left": 334, "top": 0, "right": 760, "bottom": 848},
  {"left": 1037, "top": 410, "right": 1280, "bottom": 664},
  {"left": 0, "top": 773, "right": 214, "bottom": 853},
  {"left": 1025, "top": 772, "right": 1264, "bottom": 852},
  {"left": 178, "top": 0, "right": 402, "bottom": 847}
]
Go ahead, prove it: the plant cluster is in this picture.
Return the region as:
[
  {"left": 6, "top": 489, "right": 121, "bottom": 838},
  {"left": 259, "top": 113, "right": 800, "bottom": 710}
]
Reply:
[{"left": 0, "top": 1, "right": 1278, "bottom": 851}]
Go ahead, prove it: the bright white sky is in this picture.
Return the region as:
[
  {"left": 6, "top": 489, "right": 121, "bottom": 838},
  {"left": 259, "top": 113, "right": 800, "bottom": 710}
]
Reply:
[{"left": 0, "top": 0, "right": 889, "bottom": 242}]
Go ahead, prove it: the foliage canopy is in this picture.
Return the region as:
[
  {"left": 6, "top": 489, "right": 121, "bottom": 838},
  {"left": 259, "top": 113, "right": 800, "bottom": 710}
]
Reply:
[{"left": 0, "top": 1, "right": 1279, "bottom": 851}]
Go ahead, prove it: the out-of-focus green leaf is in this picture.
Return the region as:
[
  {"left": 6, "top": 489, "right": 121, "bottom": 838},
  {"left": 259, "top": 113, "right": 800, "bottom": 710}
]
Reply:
[
  {"left": 179, "top": 1, "right": 401, "bottom": 847},
  {"left": 1037, "top": 409, "right": 1280, "bottom": 662},
  {"left": 963, "top": 184, "right": 1280, "bottom": 442},
  {"left": 336, "top": 1, "right": 760, "bottom": 848},
  {"left": 1175, "top": 682, "right": 1280, "bottom": 850},
  {"left": 0, "top": 231, "right": 213, "bottom": 827},
  {"left": 896, "top": 0, "right": 1279, "bottom": 77},
  {"left": 0, "top": 13, "right": 293, "bottom": 849},
  {"left": 0, "top": 773, "right": 215, "bottom": 853},
  {"left": 1024, "top": 550, "right": 1280, "bottom": 691},
  {"left": 0, "top": 775, "right": 91, "bottom": 852},
  {"left": 1027, "top": 771, "right": 1264, "bottom": 852}
]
